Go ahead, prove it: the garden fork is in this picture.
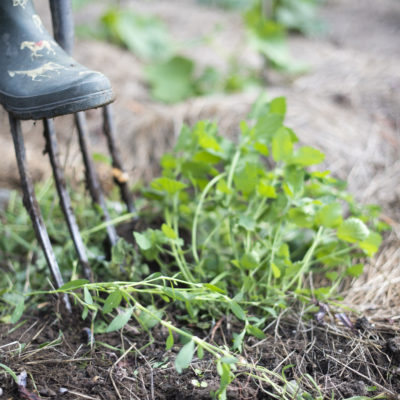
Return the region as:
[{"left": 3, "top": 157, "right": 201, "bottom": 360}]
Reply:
[{"left": 8, "top": 0, "right": 134, "bottom": 311}]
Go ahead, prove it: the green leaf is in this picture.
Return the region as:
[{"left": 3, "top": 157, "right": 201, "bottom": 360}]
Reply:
[
  {"left": 133, "top": 232, "right": 152, "bottom": 251},
  {"left": 220, "top": 356, "right": 238, "bottom": 364},
  {"left": 205, "top": 283, "right": 226, "bottom": 294},
  {"left": 216, "top": 179, "right": 232, "bottom": 195},
  {"left": 84, "top": 287, "right": 93, "bottom": 305},
  {"left": 145, "top": 56, "right": 195, "bottom": 103},
  {"left": 238, "top": 215, "right": 256, "bottom": 231},
  {"left": 346, "top": 263, "right": 364, "bottom": 278},
  {"left": 197, "top": 345, "right": 204, "bottom": 360},
  {"left": 254, "top": 113, "right": 283, "bottom": 140},
  {"left": 240, "top": 253, "right": 258, "bottom": 269},
  {"left": 106, "top": 307, "right": 134, "bottom": 333},
  {"left": 103, "top": 290, "right": 123, "bottom": 314},
  {"left": 284, "top": 167, "right": 304, "bottom": 197},
  {"left": 337, "top": 218, "right": 370, "bottom": 243},
  {"left": 59, "top": 279, "right": 89, "bottom": 291},
  {"left": 101, "top": 10, "right": 172, "bottom": 61},
  {"left": 151, "top": 177, "right": 187, "bottom": 195},
  {"left": 271, "top": 262, "right": 281, "bottom": 279},
  {"left": 359, "top": 232, "right": 382, "bottom": 256},
  {"left": 198, "top": 132, "right": 221, "bottom": 152},
  {"left": 315, "top": 203, "right": 342, "bottom": 228},
  {"left": 194, "top": 151, "right": 222, "bottom": 165},
  {"left": 218, "top": 361, "right": 232, "bottom": 387},
  {"left": 269, "top": 97, "right": 286, "bottom": 116},
  {"left": 234, "top": 163, "right": 258, "bottom": 196},
  {"left": 230, "top": 301, "right": 246, "bottom": 321},
  {"left": 82, "top": 306, "right": 89, "bottom": 320},
  {"left": 247, "top": 324, "right": 266, "bottom": 339},
  {"left": 162, "top": 224, "right": 177, "bottom": 239},
  {"left": 288, "top": 207, "right": 314, "bottom": 228},
  {"left": 175, "top": 340, "right": 195, "bottom": 373},
  {"left": 290, "top": 146, "right": 325, "bottom": 166},
  {"left": 272, "top": 127, "right": 293, "bottom": 162},
  {"left": 232, "top": 329, "right": 246, "bottom": 352},
  {"left": 248, "top": 92, "right": 270, "bottom": 119},
  {"left": 11, "top": 298, "right": 24, "bottom": 324},
  {"left": 253, "top": 141, "right": 269, "bottom": 156},
  {"left": 138, "top": 305, "right": 163, "bottom": 329},
  {"left": 257, "top": 181, "right": 277, "bottom": 198}
]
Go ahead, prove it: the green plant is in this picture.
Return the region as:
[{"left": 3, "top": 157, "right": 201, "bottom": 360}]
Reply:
[
  {"left": 267, "top": 0, "right": 323, "bottom": 35},
  {"left": 75, "top": 1, "right": 325, "bottom": 103},
  {"left": 23, "top": 95, "right": 384, "bottom": 398},
  {"left": 244, "top": 1, "right": 307, "bottom": 72},
  {"left": 1, "top": 96, "right": 386, "bottom": 399},
  {"left": 137, "top": 95, "right": 382, "bottom": 307},
  {"left": 100, "top": 8, "right": 173, "bottom": 62}
]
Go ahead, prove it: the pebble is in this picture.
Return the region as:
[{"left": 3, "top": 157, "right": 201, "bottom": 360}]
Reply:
[{"left": 59, "top": 387, "right": 68, "bottom": 395}]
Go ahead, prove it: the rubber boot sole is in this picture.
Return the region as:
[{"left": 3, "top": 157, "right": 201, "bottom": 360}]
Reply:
[{"left": 2, "top": 89, "right": 114, "bottom": 120}]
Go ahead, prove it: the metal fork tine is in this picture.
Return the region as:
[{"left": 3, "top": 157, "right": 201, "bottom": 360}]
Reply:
[
  {"left": 102, "top": 104, "right": 136, "bottom": 214},
  {"left": 75, "top": 111, "right": 119, "bottom": 247},
  {"left": 50, "top": 0, "right": 119, "bottom": 249},
  {"left": 43, "top": 119, "right": 92, "bottom": 281},
  {"left": 9, "top": 114, "right": 72, "bottom": 312}
]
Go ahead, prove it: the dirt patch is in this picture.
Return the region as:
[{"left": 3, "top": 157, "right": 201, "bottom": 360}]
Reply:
[{"left": 1, "top": 305, "right": 400, "bottom": 400}]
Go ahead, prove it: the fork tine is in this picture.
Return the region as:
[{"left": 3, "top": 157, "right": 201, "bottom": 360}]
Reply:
[
  {"left": 43, "top": 119, "right": 92, "bottom": 281},
  {"left": 102, "top": 104, "right": 136, "bottom": 214},
  {"left": 50, "top": 0, "right": 119, "bottom": 249},
  {"left": 9, "top": 114, "right": 72, "bottom": 312},
  {"left": 75, "top": 111, "right": 119, "bottom": 248}
]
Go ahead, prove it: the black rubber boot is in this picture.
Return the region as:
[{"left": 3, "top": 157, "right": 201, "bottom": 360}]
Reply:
[{"left": 0, "top": 0, "right": 113, "bottom": 120}]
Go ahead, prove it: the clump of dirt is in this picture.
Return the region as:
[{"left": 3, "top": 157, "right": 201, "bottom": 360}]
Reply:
[{"left": 1, "top": 304, "right": 399, "bottom": 400}]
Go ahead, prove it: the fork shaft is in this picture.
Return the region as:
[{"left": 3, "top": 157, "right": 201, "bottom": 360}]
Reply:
[
  {"left": 9, "top": 115, "right": 71, "bottom": 312},
  {"left": 43, "top": 119, "right": 92, "bottom": 281},
  {"left": 102, "top": 105, "right": 135, "bottom": 214},
  {"left": 75, "top": 111, "right": 118, "bottom": 247},
  {"left": 49, "top": 0, "right": 74, "bottom": 55}
]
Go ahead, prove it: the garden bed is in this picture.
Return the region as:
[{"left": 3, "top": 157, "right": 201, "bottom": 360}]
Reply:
[{"left": 1, "top": 303, "right": 400, "bottom": 399}]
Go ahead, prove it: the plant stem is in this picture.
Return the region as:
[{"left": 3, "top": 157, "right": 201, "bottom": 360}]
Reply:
[
  {"left": 283, "top": 226, "right": 324, "bottom": 292},
  {"left": 192, "top": 172, "right": 227, "bottom": 264}
]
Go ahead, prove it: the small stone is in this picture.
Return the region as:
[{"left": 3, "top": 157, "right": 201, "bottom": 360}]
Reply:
[{"left": 59, "top": 387, "right": 68, "bottom": 395}]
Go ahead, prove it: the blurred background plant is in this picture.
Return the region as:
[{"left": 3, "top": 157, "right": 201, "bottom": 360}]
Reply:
[{"left": 72, "top": 0, "right": 324, "bottom": 102}]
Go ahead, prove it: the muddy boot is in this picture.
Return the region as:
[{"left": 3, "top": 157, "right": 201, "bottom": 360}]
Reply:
[{"left": 0, "top": 0, "right": 113, "bottom": 120}]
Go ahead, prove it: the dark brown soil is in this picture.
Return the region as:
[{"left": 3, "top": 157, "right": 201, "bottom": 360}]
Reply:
[{"left": 1, "top": 304, "right": 400, "bottom": 400}]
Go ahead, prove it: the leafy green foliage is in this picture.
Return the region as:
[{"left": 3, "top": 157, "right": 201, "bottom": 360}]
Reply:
[
  {"left": 0, "top": 96, "right": 386, "bottom": 399},
  {"left": 271, "top": 0, "right": 324, "bottom": 36},
  {"left": 101, "top": 9, "right": 172, "bottom": 62},
  {"left": 75, "top": 1, "right": 323, "bottom": 103},
  {"left": 135, "top": 95, "right": 383, "bottom": 315},
  {"left": 244, "top": 2, "right": 307, "bottom": 72},
  {"left": 145, "top": 56, "right": 197, "bottom": 103}
]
